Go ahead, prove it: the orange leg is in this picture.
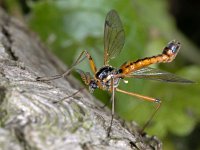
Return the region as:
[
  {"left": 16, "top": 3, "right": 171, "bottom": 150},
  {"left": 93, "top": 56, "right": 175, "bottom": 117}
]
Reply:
[
  {"left": 37, "top": 50, "right": 97, "bottom": 81},
  {"left": 116, "top": 88, "right": 161, "bottom": 133}
]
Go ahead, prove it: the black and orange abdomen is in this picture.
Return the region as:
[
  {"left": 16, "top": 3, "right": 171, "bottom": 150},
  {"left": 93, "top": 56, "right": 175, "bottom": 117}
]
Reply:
[{"left": 120, "top": 40, "right": 181, "bottom": 75}]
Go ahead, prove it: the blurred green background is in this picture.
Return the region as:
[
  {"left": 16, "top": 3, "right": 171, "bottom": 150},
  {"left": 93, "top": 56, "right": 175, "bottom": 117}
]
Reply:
[{"left": 2, "top": 0, "right": 200, "bottom": 149}]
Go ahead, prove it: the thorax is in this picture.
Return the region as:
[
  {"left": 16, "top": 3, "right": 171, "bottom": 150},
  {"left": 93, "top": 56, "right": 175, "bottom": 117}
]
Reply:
[{"left": 95, "top": 66, "right": 121, "bottom": 90}]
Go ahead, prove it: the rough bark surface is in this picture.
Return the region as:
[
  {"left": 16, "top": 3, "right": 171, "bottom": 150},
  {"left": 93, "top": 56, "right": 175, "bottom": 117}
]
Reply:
[{"left": 0, "top": 8, "right": 162, "bottom": 150}]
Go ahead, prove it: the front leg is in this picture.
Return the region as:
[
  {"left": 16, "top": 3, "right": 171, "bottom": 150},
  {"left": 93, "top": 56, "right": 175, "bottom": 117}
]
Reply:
[{"left": 36, "top": 50, "right": 97, "bottom": 81}]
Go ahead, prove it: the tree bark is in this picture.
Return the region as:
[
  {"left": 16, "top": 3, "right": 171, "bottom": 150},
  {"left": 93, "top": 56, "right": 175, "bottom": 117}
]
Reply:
[{"left": 0, "top": 8, "right": 162, "bottom": 150}]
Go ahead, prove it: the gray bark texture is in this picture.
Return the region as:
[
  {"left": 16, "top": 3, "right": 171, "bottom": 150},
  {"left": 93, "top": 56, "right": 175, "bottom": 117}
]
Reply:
[{"left": 0, "top": 8, "right": 162, "bottom": 150}]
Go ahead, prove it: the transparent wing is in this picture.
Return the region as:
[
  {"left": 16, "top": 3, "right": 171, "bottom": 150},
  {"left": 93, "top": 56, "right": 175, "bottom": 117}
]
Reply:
[
  {"left": 125, "top": 67, "right": 194, "bottom": 83},
  {"left": 104, "top": 10, "right": 125, "bottom": 65}
]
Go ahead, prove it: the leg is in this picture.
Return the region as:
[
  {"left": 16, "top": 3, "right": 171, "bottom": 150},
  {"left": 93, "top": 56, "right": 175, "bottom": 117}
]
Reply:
[
  {"left": 116, "top": 88, "right": 161, "bottom": 133},
  {"left": 107, "top": 78, "right": 115, "bottom": 137},
  {"left": 52, "top": 87, "right": 85, "bottom": 104},
  {"left": 37, "top": 50, "right": 97, "bottom": 81}
]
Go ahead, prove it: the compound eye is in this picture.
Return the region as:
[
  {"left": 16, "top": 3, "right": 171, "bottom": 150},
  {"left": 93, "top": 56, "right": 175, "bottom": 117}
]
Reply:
[
  {"left": 88, "top": 80, "right": 98, "bottom": 93},
  {"left": 89, "top": 80, "right": 98, "bottom": 89}
]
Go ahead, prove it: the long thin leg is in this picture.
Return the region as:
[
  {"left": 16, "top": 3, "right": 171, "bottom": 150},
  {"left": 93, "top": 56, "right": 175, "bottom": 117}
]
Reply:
[
  {"left": 116, "top": 88, "right": 161, "bottom": 133},
  {"left": 107, "top": 78, "right": 115, "bottom": 137},
  {"left": 52, "top": 87, "right": 85, "bottom": 104},
  {"left": 37, "top": 50, "right": 97, "bottom": 81},
  {"left": 141, "top": 101, "right": 161, "bottom": 133}
]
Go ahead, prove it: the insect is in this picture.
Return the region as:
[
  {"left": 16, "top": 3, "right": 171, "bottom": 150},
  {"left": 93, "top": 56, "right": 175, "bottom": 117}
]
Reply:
[{"left": 37, "top": 10, "right": 194, "bottom": 137}]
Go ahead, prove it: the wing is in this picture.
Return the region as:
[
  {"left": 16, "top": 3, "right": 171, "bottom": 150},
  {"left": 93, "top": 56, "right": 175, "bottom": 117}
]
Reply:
[
  {"left": 104, "top": 10, "right": 125, "bottom": 65},
  {"left": 125, "top": 67, "right": 194, "bottom": 83}
]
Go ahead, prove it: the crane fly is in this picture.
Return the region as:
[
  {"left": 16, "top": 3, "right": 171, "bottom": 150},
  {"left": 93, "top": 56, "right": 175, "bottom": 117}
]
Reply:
[{"left": 37, "top": 10, "right": 194, "bottom": 137}]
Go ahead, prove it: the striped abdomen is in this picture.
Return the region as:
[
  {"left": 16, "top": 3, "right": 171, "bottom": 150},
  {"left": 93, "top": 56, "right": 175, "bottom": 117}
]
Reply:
[{"left": 120, "top": 40, "right": 181, "bottom": 75}]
